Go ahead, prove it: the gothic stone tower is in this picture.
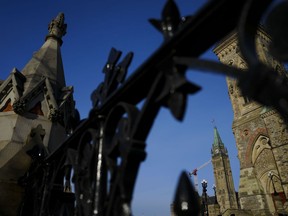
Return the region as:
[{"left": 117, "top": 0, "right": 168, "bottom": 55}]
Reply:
[
  {"left": 213, "top": 27, "right": 288, "bottom": 215},
  {"left": 0, "top": 13, "right": 77, "bottom": 215},
  {"left": 211, "top": 127, "right": 238, "bottom": 215}
]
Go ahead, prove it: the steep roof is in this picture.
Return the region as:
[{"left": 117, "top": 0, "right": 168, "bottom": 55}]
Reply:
[{"left": 212, "top": 127, "right": 225, "bottom": 148}]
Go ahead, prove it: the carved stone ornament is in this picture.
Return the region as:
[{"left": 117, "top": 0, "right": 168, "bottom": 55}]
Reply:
[
  {"left": 252, "top": 135, "right": 271, "bottom": 164},
  {"left": 48, "top": 108, "right": 62, "bottom": 122},
  {"left": 229, "top": 84, "right": 234, "bottom": 95},
  {"left": 47, "top": 13, "right": 67, "bottom": 40},
  {"left": 13, "top": 99, "right": 26, "bottom": 114},
  {"left": 25, "top": 124, "right": 47, "bottom": 159}
]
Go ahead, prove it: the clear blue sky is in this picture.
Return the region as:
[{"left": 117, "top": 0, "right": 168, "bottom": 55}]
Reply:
[{"left": 0, "top": 1, "right": 239, "bottom": 215}]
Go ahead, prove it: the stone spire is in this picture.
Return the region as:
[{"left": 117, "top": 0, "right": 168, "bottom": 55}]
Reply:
[
  {"left": 1, "top": 12, "right": 75, "bottom": 132},
  {"left": 21, "top": 13, "right": 67, "bottom": 96}
]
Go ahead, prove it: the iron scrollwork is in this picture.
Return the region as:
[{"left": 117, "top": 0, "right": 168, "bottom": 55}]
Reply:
[
  {"left": 74, "top": 127, "right": 103, "bottom": 215},
  {"left": 103, "top": 103, "right": 143, "bottom": 216}
]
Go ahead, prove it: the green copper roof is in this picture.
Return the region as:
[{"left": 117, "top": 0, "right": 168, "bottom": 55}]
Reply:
[{"left": 213, "top": 127, "right": 224, "bottom": 147}]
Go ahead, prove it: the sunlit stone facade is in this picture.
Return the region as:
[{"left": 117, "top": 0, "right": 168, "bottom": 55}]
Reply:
[{"left": 213, "top": 27, "right": 288, "bottom": 215}]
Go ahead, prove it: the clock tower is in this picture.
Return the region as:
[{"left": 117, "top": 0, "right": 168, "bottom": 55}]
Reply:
[{"left": 211, "top": 127, "right": 238, "bottom": 213}]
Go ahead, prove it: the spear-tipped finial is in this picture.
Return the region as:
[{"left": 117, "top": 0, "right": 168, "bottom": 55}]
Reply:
[
  {"left": 46, "top": 12, "right": 67, "bottom": 45},
  {"left": 149, "top": 0, "right": 183, "bottom": 41}
]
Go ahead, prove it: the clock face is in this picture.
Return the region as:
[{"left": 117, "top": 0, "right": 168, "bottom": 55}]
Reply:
[{"left": 215, "top": 149, "right": 219, "bottom": 154}]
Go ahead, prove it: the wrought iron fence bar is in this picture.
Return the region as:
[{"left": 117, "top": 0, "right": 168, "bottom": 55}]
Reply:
[
  {"left": 45, "top": 119, "right": 93, "bottom": 162},
  {"left": 45, "top": 0, "right": 249, "bottom": 164},
  {"left": 92, "top": 0, "right": 249, "bottom": 116}
]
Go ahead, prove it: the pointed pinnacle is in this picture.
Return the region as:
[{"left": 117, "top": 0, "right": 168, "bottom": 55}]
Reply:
[{"left": 46, "top": 12, "right": 67, "bottom": 45}]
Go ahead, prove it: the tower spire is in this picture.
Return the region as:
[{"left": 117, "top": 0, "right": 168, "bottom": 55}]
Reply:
[
  {"left": 21, "top": 12, "right": 67, "bottom": 96},
  {"left": 213, "top": 126, "right": 225, "bottom": 148}
]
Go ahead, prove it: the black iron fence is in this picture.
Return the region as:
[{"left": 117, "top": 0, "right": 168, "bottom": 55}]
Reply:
[{"left": 18, "top": 0, "right": 288, "bottom": 215}]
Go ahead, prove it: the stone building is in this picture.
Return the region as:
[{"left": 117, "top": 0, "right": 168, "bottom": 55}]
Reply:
[
  {"left": 211, "top": 26, "right": 288, "bottom": 215},
  {"left": 0, "top": 13, "right": 77, "bottom": 215}
]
